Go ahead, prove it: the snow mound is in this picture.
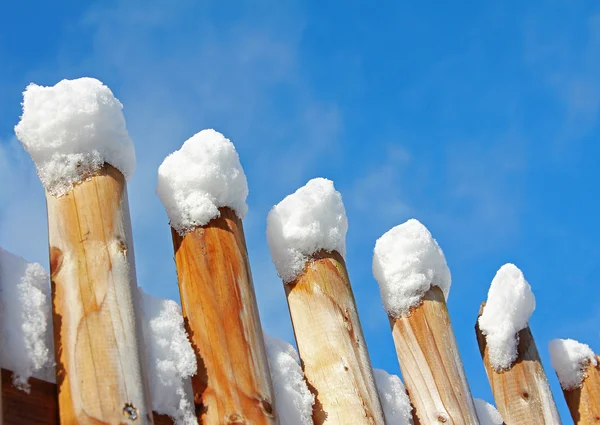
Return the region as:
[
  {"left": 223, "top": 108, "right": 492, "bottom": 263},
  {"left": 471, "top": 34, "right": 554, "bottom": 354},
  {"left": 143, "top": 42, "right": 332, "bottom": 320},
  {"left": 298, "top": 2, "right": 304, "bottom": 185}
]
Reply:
[
  {"left": 138, "top": 288, "right": 198, "bottom": 425},
  {"left": 0, "top": 248, "right": 54, "bottom": 391},
  {"left": 372, "top": 219, "right": 451, "bottom": 317},
  {"left": 373, "top": 369, "right": 413, "bottom": 425},
  {"left": 478, "top": 264, "right": 536, "bottom": 371},
  {"left": 473, "top": 398, "right": 503, "bottom": 425},
  {"left": 14, "top": 77, "right": 135, "bottom": 196},
  {"left": 264, "top": 334, "right": 314, "bottom": 425},
  {"left": 549, "top": 338, "right": 598, "bottom": 390},
  {"left": 267, "top": 178, "right": 347, "bottom": 283},
  {"left": 157, "top": 129, "right": 248, "bottom": 234}
]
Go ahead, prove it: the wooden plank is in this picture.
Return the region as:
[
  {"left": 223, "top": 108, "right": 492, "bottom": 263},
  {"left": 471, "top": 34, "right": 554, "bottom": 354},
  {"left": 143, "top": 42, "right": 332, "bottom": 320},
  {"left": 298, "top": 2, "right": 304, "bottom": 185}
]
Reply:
[
  {"left": 46, "top": 164, "right": 154, "bottom": 425},
  {"left": 1, "top": 369, "right": 172, "bottom": 425},
  {"left": 285, "top": 250, "right": 386, "bottom": 425},
  {"left": 475, "top": 304, "right": 562, "bottom": 425},
  {"left": 389, "top": 286, "right": 479, "bottom": 425},
  {"left": 171, "top": 207, "right": 278, "bottom": 425},
  {"left": 561, "top": 355, "right": 600, "bottom": 425}
]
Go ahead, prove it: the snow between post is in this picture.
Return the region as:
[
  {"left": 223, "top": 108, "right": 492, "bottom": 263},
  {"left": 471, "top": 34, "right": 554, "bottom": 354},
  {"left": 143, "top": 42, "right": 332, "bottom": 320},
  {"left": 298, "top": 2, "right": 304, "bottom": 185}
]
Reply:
[
  {"left": 264, "top": 334, "right": 314, "bottom": 425},
  {"left": 266, "top": 178, "right": 347, "bottom": 283},
  {"left": 372, "top": 219, "right": 451, "bottom": 318},
  {"left": 14, "top": 78, "right": 135, "bottom": 196},
  {"left": 549, "top": 338, "right": 598, "bottom": 390},
  {"left": 373, "top": 369, "right": 413, "bottom": 425},
  {"left": 156, "top": 129, "right": 248, "bottom": 235},
  {"left": 473, "top": 398, "right": 503, "bottom": 425},
  {"left": 137, "top": 287, "right": 198, "bottom": 425},
  {"left": 0, "top": 248, "right": 55, "bottom": 391},
  {"left": 478, "top": 263, "right": 535, "bottom": 371}
]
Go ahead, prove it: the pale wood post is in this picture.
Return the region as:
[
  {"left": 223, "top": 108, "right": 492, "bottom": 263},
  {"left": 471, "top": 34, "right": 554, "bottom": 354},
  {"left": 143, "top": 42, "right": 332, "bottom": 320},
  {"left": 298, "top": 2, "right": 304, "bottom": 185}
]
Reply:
[
  {"left": 46, "top": 164, "right": 153, "bottom": 424},
  {"left": 389, "top": 286, "right": 480, "bottom": 425},
  {"left": 170, "top": 207, "right": 278, "bottom": 425},
  {"left": 475, "top": 304, "right": 562, "bottom": 425},
  {"left": 559, "top": 355, "right": 600, "bottom": 425},
  {"left": 284, "top": 250, "right": 386, "bottom": 425}
]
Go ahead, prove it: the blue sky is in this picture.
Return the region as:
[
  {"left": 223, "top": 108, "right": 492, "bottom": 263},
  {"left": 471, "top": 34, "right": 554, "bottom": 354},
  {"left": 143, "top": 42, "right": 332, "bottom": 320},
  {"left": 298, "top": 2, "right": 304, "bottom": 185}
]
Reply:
[{"left": 1, "top": 0, "right": 599, "bottom": 421}]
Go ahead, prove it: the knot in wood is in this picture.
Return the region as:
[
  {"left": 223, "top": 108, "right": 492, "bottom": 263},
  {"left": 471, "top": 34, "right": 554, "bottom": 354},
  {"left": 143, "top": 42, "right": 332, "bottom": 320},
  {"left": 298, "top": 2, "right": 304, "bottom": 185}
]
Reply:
[
  {"left": 521, "top": 391, "right": 530, "bottom": 400},
  {"left": 227, "top": 413, "right": 246, "bottom": 424},
  {"left": 259, "top": 398, "right": 274, "bottom": 416},
  {"left": 123, "top": 403, "right": 138, "bottom": 421},
  {"left": 437, "top": 414, "right": 448, "bottom": 423}
]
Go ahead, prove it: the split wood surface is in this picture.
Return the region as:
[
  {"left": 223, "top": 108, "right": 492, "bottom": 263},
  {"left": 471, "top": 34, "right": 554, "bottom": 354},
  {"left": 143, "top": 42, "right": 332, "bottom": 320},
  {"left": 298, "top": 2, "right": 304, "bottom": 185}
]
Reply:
[
  {"left": 171, "top": 207, "right": 278, "bottom": 425},
  {"left": 390, "top": 286, "right": 479, "bottom": 425},
  {"left": 46, "top": 165, "right": 153, "bottom": 425},
  {"left": 475, "top": 304, "right": 562, "bottom": 425},
  {"left": 285, "top": 250, "right": 386, "bottom": 425}
]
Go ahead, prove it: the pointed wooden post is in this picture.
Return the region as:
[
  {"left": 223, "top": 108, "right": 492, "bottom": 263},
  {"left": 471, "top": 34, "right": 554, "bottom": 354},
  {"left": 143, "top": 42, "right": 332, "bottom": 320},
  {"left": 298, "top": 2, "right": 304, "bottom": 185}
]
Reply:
[
  {"left": 560, "top": 356, "right": 600, "bottom": 425},
  {"left": 285, "top": 250, "right": 386, "bottom": 425},
  {"left": 475, "top": 304, "right": 562, "bottom": 425},
  {"left": 47, "top": 164, "right": 154, "bottom": 425},
  {"left": 171, "top": 207, "right": 278, "bottom": 425},
  {"left": 389, "top": 286, "right": 480, "bottom": 425}
]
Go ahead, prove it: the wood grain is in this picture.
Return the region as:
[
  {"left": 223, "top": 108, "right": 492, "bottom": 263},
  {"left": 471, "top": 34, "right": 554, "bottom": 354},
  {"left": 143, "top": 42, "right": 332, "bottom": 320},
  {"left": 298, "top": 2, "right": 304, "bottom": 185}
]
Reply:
[
  {"left": 171, "top": 207, "right": 278, "bottom": 425},
  {"left": 0, "top": 369, "right": 172, "bottom": 425},
  {"left": 560, "top": 355, "right": 600, "bottom": 424},
  {"left": 475, "top": 304, "right": 561, "bottom": 425},
  {"left": 46, "top": 165, "right": 154, "bottom": 425},
  {"left": 390, "top": 286, "right": 479, "bottom": 425},
  {"left": 285, "top": 250, "right": 386, "bottom": 425}
]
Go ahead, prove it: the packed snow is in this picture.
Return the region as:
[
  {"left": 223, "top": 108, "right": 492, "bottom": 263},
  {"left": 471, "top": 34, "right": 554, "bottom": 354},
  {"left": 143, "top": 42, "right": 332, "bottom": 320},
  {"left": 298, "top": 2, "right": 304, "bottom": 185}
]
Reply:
[
  {"left": 473, "top": 399, "right": 503, "bottom": 425},
  {"left": 157, "top": 129, "right": 248, "bottom": 234},
  {"left": 0, "top": 248, "right": 54, "bottom": 391},
  {"left": 266, "top": 178, "right": 348, "bottom": 283},
  {"left": 137, "top": 288, "right": 198, "bottom": 425},
  {"left": 372, "top": 219, "right": 451, "bottom": 317},
  {"left": 14, "top": 77, "right": 135, "bottom": 196},
  {"left": 549, "top": 338, "right": 598, "bottom": 390},
  {"left": 373, "top": 369, "right": 413, "bottom": 425},
  {"left": 264, "top": 334, "right": 314, "bottom": 425},
  {"left": 478, "top": 264, "right": 535, "bottom": 371}
]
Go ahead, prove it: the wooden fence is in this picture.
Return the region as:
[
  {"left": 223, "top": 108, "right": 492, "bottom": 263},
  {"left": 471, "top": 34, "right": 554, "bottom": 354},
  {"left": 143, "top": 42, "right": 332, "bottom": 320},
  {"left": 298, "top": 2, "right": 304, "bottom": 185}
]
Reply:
[{"left": 1, "top": 163, "right": 598, "bottom": 425}]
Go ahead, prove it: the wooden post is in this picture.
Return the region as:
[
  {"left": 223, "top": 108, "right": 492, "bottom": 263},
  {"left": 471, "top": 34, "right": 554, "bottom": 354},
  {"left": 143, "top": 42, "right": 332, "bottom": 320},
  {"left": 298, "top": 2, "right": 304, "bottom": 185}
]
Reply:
[
  {"left": 285, "top": 250, "right": 386, "bottom": 425},
  {"left": 560, "top": 355, "right": 600, "bottom": 425},
  {"left": 389, "top": 286, "right": 480, "bottom": 425},
  {"left": 171, "top": 207, "right": 278, "bottom": 425},
  {"left": 46, "top": 164, "right": 153, "bottom": 425},
  {"left": 0, "top": 369, "right": 173, "bottom": 425},
  {"left": 475, "top": 304, "right": 561, "bottom": 425}
]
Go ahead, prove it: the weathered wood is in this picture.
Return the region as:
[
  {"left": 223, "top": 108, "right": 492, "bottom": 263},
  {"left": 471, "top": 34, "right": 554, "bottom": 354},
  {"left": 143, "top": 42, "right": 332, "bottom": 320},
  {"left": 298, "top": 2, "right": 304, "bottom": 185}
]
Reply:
[
  {"left": 560, "top": 355, "right": 600, "bottom": 425},
  {"left": 46, "top": 164, "right": 154, "bottom": 425},
  {"left": 285, "top": 250, "right": 386, "bottom": 425},
  {"left": 475, "top": 304, "right": 561, "bottom": 425},
  {"left": 0, "top": 369, "right": 173, "bottom": 425},
  {"left": 171, "top": 207, "right": 278, "bottom": 425},
  {"left": 390, "top": 286, "right": 479, "bottom": 425}
]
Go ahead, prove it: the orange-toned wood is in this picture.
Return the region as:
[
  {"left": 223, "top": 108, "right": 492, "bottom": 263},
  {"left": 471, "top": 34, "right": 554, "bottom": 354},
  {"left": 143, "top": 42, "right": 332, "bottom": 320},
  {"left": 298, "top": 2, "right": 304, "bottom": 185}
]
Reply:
[
  {"left": 390, "top": 286, "right": 479, "bottom": 425},
  {"left": 285, "top": 250, "right": 386, "bottom": 425},
  {"left": 475, "top": 304, "right": 561, "bottom": 425},
  {"left": 46, "top": 165, "right": 153, "bottom": 425},
  {"left": 171, "top": 207, "right": 278, "bottom": 425},
  {"left": 561, "top": 355, "right": 600, "bottom": 424},
  {"left": 1, "top": 369, "right": 172, "bottom": 425}
]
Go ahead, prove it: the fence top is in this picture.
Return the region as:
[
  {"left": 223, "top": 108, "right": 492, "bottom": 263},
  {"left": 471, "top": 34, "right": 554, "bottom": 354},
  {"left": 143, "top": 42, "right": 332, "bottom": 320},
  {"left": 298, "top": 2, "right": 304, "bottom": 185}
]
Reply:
[{"left": 549, "top": 338, "right": 598, "bottom": 390}]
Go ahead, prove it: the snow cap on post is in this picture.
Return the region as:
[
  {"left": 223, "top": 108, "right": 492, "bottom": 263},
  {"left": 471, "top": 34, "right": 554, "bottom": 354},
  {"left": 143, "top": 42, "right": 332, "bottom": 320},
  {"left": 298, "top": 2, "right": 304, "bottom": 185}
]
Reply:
[
  {"left": 473, "top": 399, "right": 503, "bottom": 425},
  {"left": 14, "top": 77, "right": 135, "bottom": 196},
  {"left": 478, "top": 263, "right": 536, "bottom": 371},
  {"left": 157, "top": 129, "right": 248, "bottom": 235},
  {"left": 372, "top": 219, "right": 451, "bottom": 318},
  {"left": 264, "top": 334, "right": 315, "bottom": 425},
  {"left": 373, "top": 369, "right": 413, "bottom": 425},
  {"left": 549, "top": 338, "right": 598, "bottom": 390},
  {"left": 266, "top": 178, "right": 348, "bottom": 283},
  {"left": 0, "top": 248, "right": 55, "bottom": 391}
]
